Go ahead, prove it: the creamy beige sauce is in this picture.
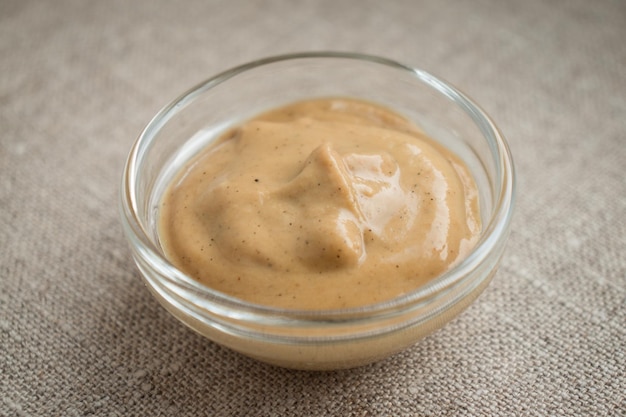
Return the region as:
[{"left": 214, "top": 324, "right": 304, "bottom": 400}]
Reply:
[{"left": 158, "top": 98, "right": 481, "bottom": 310}]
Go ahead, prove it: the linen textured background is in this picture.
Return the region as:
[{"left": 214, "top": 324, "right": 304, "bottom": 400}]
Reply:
[{"left": 1, "top": 0, "right": 625, "bottom": 415}]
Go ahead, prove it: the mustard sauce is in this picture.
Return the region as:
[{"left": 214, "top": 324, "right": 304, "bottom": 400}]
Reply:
[{"left": 158, "top": 98, "right": 481, "bottom": 309}]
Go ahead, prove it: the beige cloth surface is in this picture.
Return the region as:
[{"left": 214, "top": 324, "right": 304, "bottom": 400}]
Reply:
[{"left": 2, "top": 0, "right": 625, "bottom": 415}]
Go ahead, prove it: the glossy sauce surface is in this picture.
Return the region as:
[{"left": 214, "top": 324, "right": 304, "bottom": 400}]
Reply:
[{"left": 158, "top": 98, "right": 481, "bottom": 309}]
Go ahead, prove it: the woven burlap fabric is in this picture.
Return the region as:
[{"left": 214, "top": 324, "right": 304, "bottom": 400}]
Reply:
[{"left": 1, "top": 0, "right": 625, "bottom": 415}]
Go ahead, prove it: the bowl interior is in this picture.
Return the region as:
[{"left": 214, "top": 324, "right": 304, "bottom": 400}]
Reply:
[{"left": 124, "top": 52, "right": 513, "bottom": 317}]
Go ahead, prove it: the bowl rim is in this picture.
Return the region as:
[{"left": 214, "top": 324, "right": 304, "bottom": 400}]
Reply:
[{"left": 120, "top": 51, "right": 515, "bottom": 320}]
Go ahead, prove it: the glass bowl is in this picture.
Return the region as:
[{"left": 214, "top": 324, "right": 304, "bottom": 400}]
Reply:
[{"left": 120, "top": 52, "right": 515, "bottom": 370}]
